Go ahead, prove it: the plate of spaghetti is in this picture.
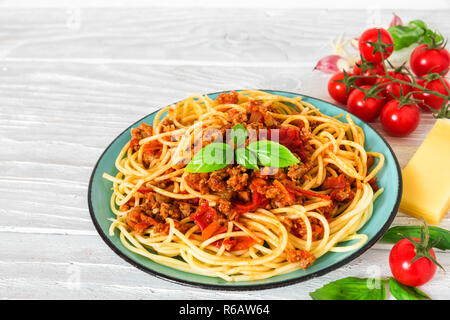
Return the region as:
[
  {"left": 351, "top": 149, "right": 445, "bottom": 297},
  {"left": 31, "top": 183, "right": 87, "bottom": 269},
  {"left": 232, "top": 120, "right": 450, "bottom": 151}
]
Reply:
[{"left": 88, "top": 90, "right": 401, "bottom": 290}]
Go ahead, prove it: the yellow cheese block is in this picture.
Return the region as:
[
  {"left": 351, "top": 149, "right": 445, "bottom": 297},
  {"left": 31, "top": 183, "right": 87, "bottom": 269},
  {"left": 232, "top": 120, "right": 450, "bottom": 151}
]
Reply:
[{"left": 400, "top": 119, "right": 450, "bottom": 225}]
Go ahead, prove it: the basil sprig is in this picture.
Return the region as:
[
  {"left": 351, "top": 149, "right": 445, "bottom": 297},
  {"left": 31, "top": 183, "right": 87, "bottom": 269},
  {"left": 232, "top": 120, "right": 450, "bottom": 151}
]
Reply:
[
  {"left": 388, "top": 278, "right": 430, "bottom": 300},
  {"left": 309, "top": 277, "right": 386, "bottom": 300},
  {"left": 310, "top": 276, "right": 432, "bottom": 300},
  {"left": 381, "top": 225, "right": 450, "bottom": 251},
  {"left": 185, "top": 125, "right": 299, "bottom": 173},
  {"left": 388, "top": 20, "right": 443, "bottom": 51}
]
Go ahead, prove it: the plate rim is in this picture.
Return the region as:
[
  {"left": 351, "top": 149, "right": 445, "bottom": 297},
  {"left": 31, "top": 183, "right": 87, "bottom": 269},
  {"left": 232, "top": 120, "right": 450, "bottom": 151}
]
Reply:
[{"left": 87, "top": 89, "right": 402, "bottom": 291}]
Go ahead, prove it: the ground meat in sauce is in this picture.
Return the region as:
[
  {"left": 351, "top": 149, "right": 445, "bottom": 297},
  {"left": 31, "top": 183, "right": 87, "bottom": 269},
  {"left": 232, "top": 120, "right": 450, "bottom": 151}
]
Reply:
[
  {"left": 161, "top": 119, "right": 176, "bottom": 133},
  {"left": 367, "top": 155, "right": 375, "bottom": 169},
  {"left": 154, "top": 219, "right": 187, "bottom": 235},
  {"left": 131, "top": 123, "right": 153, "bottom": 141},
  {"left": 130, "top": 123, "right": 164, "bottom": 166},
  {"left": 285, "top": 217, "right": 324, "bottom": 241},
  {"left": 216, "top": 199, "right": 233, "bottom": 217},
  {"left": 141, "top": 141, "right": 164, "bottom": 167},
  {"left": 237, "top": 190, "right": 251, "bottom": 202},
  {"left": 130, "top": 123, "right": 153, "bottom": 151},
  {"left": 287, "top": 163, "right": 309, "bottom": 181},
  {"left": 178, "top": 202, "right": 193, "bottom": 217},
  {"left": 159, "top": 203, "right": 181, "bottom": 220},
  {"left": 185, "top": 172, "right": 210, "bottom": 194},
  {"left": 316, "top": 203, "right": 336, "bottom": 219},
  {"left": 286, "top": 249, "right": 316, "bottom": 268},
  {"left": 208, "top": 171, "right": 228, "bottom": 192},
  {"left": 247, "top": 100, "right": 278, "bottom": 128},
  {"left": 126, "top": 206, "right": 156, "bottom": 234},
  {"left": 226, "top": 166, "right": 248, "bottom": 191},
  {"left": 142, "top": 152, "right": 153, "bottom": 166},
  {"left": 125, "top": 191, "right": 195, "bottom": 233},
  {"left": 324, "top": 174, "right": 355, "bottom": 202},
  {"left": 263, "top": 183, "right": 294, "bottom": 208},
  {"left": 249, "top": 170, "right": 298, "bottom": 208},
  {"left": 217, "top": 91, "right": 239, "bottom": 105},
  {"left": 186, "top": 166, "right": 250, "bottom": 195},
  {"left": 226, "top": 109, "right": 248, "bottom": 126},
  {"left": 368, "top": 177, "right": 379, "bottom": 192},
  {"left": 202, "top": 128, "right": 224, "bottom": 146}
]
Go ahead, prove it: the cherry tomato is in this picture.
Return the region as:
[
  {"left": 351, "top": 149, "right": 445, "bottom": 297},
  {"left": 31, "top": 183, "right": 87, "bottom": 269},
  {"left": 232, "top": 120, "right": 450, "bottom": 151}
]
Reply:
[
  {"left": 347, "top": 85, "right": 385, "bottom": 122},
  {"left": 376, "top": 71, "right": 412, "bottom": 100},
  {"left": 358, "top": 28, "right": 394, "bottom": 63},
  {"left": 328, "top": 72, "right": 352, "bottom": 104},
  {"left": 353, "top": 60, "right": 386, "bottom": 86},
  {"left": 380, "top": 100, "right": 420, "bottom": 136},
  {"left": 414, "top": 78, "right": 450, "bottom": 112},
  {"left": 389, "top": 238, "right": 437, "bottom": 287},
  {"left": 410, "top": 44, "right": 450, "bottom": 77}
]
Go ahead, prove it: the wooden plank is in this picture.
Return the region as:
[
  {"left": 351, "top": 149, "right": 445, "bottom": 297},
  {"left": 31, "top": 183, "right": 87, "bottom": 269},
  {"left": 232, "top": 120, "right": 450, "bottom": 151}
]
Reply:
[
  {"left": 1, "top": 8, "right": 450, "bottom": 64},
  {"left": 0, "top": 233, "right": 448, "bottom": 299},
  {"left": 1, "top": 0, "right": 448, "bottom": 10}
]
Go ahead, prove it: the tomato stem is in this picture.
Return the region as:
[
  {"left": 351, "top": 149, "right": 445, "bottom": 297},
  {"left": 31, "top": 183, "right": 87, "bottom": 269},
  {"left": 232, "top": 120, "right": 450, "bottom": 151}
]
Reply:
[
  {"left": 400, "top": 217, "right": 445, "bottom": 271},
  {"left": 340, "top": 32, "right": 450, "bottom": 118},
  {"left": 364, "top": 29, "right": 394, "bottom": 59},
  {"left": 345, "top": 56, "right": 450, "bottom": 118}
]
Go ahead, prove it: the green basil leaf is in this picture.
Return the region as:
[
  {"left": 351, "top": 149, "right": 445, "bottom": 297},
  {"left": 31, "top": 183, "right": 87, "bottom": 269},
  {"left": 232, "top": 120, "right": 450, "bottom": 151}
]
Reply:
[
  {"left": 381, "top": 225, "right": 450, "bottom": 250},
  {"left": 410, "top": 20, "right": 443, "bottom": 45},
  {"left": 247, "top": 140, "right": 299, "bottom": 168},
  {"left": 185, "top": 142, "right": 233, "bottom": 173},
  {"left": 231, "top": 124, "right": 248, "bottom": 148},
  {"left": 388, "top": 278, "right": 431, "bottom": 300},
  {"left": 422, "top": 29, "right": 443, "bottom": 46},
  {"left": 388, "top": 24, "right": 424, "bottom": 50},
  {"left": 388, "top": 19, "right": 443, "bottom": 51},
  {"left": 409, "top": 19, "right": 427, "bottom": 30},
  {"left": 235, "top": 147, "right": 259, "bottom": 170},
  {"left": 309, "top": 277, "right": 386, "bottom": 300}
]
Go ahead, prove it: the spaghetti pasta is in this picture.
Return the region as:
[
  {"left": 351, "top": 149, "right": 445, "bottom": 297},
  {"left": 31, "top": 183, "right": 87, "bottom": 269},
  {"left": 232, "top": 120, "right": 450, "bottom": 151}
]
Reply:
[{"left": 103, "top": 90, "right": 384, "bottom": 281}]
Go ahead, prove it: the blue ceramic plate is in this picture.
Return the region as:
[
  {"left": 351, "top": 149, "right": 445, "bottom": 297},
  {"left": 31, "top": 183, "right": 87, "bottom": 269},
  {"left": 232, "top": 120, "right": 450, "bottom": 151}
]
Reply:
[{"left": 88, "top": 90, "right": 402, "bottom": 290}]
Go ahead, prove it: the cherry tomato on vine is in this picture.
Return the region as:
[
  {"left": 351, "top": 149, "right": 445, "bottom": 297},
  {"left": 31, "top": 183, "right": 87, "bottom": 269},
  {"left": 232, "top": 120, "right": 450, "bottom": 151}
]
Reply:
[
  {"left": 328, "top": 71, "right": 352, "bottom": 104},
  {"left": 414, "top": 78, "right": 450, "bottom": 111},
  {"left": 347, "top": 85, "right": 385, "bottom": 122},
  {"left": 353, "top": 60, "right": 386, "bottom": 86},
  {"left": 358, "top": 28, "right": 394, "bottom": 63},
  {"left": 410, "top": 44, "right": 450, "bottom": 77},
  {"left": 389, "top": 219, "right": 444, "bottom": 287},
  {"left": 380, "top": 100, "right": 420, "bottom": 136},
  {"left": 390, "top": 237, "right": 437, "bottom": 287},
  {"left": 376, "top": 71, "right": 413, "bottom": 100}
]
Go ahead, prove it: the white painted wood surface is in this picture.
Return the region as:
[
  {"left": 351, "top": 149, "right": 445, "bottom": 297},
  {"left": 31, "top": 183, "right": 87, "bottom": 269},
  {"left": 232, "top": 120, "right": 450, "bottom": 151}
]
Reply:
[{"left": 0, "top": 6, "right": 449, "bottom": 300}]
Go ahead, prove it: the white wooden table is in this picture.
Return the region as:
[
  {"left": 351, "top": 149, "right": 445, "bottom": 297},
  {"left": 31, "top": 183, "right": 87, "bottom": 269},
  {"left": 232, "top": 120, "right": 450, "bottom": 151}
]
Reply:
[{"left": 0, "top": 4, "right": 449, "bottom": 299}]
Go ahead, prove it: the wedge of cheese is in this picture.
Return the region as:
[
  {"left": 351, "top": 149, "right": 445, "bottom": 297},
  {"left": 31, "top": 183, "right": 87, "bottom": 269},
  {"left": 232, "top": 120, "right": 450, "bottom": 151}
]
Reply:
[{"left": 400, "top": 119, "right": 450, "bottom": 225}]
